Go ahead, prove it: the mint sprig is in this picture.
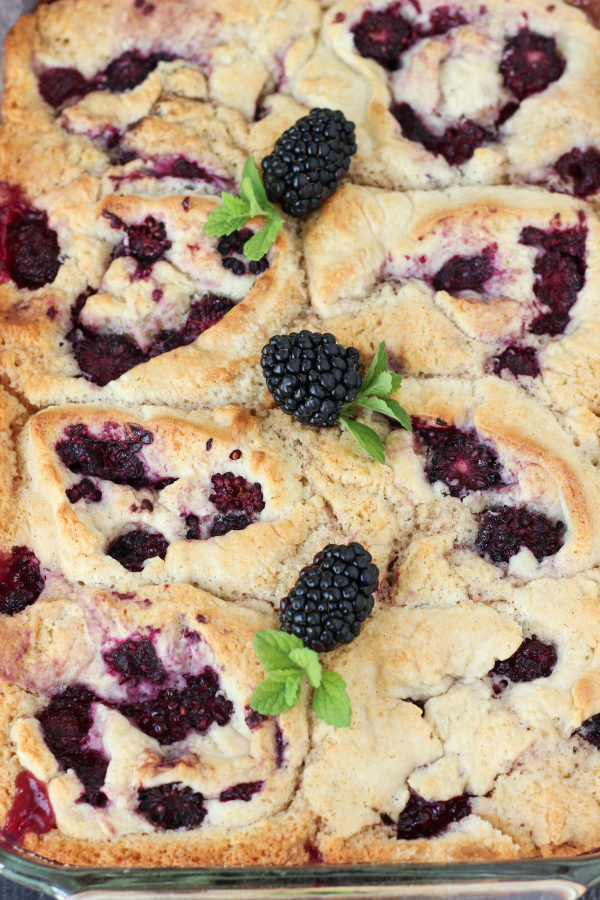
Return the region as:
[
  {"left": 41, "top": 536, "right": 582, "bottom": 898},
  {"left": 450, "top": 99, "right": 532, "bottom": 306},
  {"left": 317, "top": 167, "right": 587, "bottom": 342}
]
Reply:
[
  {"left": 338, "top": 342, "right": 412, "bottom": 464},
  {"left": 249, "top": 630, "right": 351, "bottom": 728},
  {"left": 203, "top": 158, "right": 284, "bottom": 261}
]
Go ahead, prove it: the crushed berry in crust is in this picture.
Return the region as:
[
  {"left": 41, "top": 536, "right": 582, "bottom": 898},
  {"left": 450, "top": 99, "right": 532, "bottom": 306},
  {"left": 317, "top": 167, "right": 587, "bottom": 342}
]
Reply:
[
  {"left": 490, "top": 636, "right": 557, "bottom": 693},
  {"left": 391, "top": 103, "right": 493, "bottom": 165},
  {"left": 107, "top": 529, "right": 169, "bottom": 572},
  {"left": 432, "top": 246, "right": 495, "bottom": 293},
  {"left": 491, "top": 345, "right": 541, "bottom": 377},
  {"left": 0, "top": 547, "right": 45, "bottom": 616},
  {"left": 555, "top": 148, "right": 600, "bottom": 198},
  {"left": 36, "top": 685, "right": 109, "bottom": 808},
  {"left": 219, "top": 781, "right": 264, "bottom": 802},
  {"left": 65, "top": 478, "right": 102, "bottom": 504},
  {"left": 395, "top": 790, "right": 471, "bottom": 839},
  {"left": 56, "top": 423, "right": 175, "bottom": 490},
  {"left": 500, "top": 29, "right": 565, "bottom": 100},
  {"left": 137, "top": 783, "right": 207, "bottom": 830},
  {"left": 103, "top": 636, "right": 167, "bottom": 685},
  {"left": 475, "top": 505, "right": 565, "bottom": 563},
  {"left": 120, "top": 668, "right": 233, "bottom": 744},
  {"left": 413, "top": 419, "right": 505, "bottom": 497}
]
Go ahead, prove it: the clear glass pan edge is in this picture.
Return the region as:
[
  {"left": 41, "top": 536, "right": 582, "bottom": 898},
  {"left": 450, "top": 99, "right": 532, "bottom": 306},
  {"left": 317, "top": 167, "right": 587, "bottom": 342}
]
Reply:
[{"left": 2, "top": 843, "right": 600, "bottom": 900}]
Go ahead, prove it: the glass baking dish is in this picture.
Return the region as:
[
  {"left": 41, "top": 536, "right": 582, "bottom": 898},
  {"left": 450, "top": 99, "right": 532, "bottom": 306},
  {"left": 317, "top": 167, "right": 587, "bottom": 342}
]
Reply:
[{"left": 3, "top": 1, "right": 600, "bottom": 898}]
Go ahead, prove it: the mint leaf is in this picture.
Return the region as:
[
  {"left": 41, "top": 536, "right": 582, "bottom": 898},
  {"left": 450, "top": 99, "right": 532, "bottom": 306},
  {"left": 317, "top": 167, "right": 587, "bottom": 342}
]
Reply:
[
  {"left": 360, "top": 342, "right": 388, "bottom": 393},
  {"left": 265, "top": 668, "right": 305, "bottom": 682},
  {"left": 250, "top": 676, "right": 295, "bottom": 716},
  {"left": 254, "top": 630, "right": 303, "bottom": 672},
  {"left": 312, "top": 670, "right": 351, "bottom": 727},
  {"left": 353, "top": 395, "right": 397, "bottom": 417},
  {"left": 385, "top": 397, "right": 412, "bottom": 431},
  {"left": 289, "top": 647, "right": 322, "bottom": 688},
  {"left": 243, "top": 218, "right": 284, "bottom": 261},
  {"left": 203, "top": 194, "right": 250, "bottom": 237},
  {"left": 240, "top": 157, "right": 273, "bottom": 215},
  {"left": 284, "top": 672, "right": 302, "bottom": 707},
  {"left": 361, "top": 371, "right": 393, "bottom": 398},
  {"left": 339, "top": 416, "right": 386, "bottom": 464},
  {"left": 389, "top": 372, "right": 403, "bottom": 394}
]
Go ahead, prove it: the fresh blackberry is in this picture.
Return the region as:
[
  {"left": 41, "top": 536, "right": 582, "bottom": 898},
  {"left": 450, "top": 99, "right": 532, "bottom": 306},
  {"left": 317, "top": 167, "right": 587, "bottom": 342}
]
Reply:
[
  {"left": 261, "top": 109, "right": 357, "bottom": 217},
  {"left": 280, "top": 542, "right": 378, "bottom": 652},
  {"left": 261, "top": 331, "right": 362, "bottom": 427}
]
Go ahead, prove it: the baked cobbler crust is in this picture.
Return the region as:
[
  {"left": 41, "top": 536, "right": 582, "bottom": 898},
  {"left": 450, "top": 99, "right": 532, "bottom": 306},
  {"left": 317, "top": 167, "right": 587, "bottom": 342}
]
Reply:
[{"left": 3, "top": 0, "right": 600, "bottom": 869}]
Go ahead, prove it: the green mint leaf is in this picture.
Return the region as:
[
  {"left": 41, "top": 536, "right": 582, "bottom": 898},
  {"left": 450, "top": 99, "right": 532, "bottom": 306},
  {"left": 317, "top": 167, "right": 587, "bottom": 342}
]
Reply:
[
  {"left": 250, "top": 676, "right": 296, "bottom": 716},
  {"left": 339, "top": 415, "right": 386, "bottom": 464},
  {"left": 385, "top": 397, "right": 412, "bottom": 431},
  {"left": 312, "top": 670, "right": 351, "bottom": 727},
  {"left": 284, "top": 672, "right": 303, "bottom": 707},
  {"left": 389, "top": 372, "right": 403, "bottom": 394},
  {"left": 203, "top": 193, "right": 251, "bottom": 237},
  {"left": 243, "top": 218, "right": 284, "bottom": 261},
  {"left": 240, "top": 157, "right": 273, "bottom": 216},
  {"left": 360, "top": 342, "right": 388, "bottom": 393},
  {"left": 361, "top": 371, "right": 393, "bottom": 398},
  {"left": 289, "top": 647, "right": 322, "bottom": 688},
  {"left": 254, "top": 629, "right": 303, "bottom": 672},
  {"left": 353, "top": 395, "right": 397, "bottom": 417},
  {"left": 265, "top": 668, "right": 304, "bottom": 682}
]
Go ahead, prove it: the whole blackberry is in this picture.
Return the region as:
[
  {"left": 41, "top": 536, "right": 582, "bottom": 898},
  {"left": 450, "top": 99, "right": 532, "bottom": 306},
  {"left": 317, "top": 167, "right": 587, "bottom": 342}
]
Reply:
[
  {"left": 261, "top": 331, "right": 362, "bottom": 427},
  {"left": 261, "top": 108, "right": 357, "bottom": 217},
  {"left": 280, "top": 543, "right": 379, "bottom": 652}
]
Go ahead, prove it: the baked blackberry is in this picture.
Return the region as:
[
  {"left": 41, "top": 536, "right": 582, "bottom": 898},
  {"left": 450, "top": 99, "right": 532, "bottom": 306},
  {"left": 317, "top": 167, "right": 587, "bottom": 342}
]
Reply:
[
  {"left": 261, "top": 109, "right": 357, "bottom": 217},
  {"left": 280, "top": 542, "right": 378, "bottom": 652},
  {"left": 261, "top": 331, "right": 362, "bottom": 427}
]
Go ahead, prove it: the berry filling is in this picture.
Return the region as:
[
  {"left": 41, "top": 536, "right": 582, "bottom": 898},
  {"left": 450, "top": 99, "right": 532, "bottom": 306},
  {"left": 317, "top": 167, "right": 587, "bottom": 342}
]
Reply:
[
  {"left": 351, "top": 4, "right": 416, "bottom": 70},
  {"left": 39, "top": 50, "right": 174, "bottom": 109},
  {"left": 137, "top": 783, "right": 207, "bottom": 830},
  {"left": 0, "top": 185, "right": 61, "bottom": 289},
  {"left": 395, "top": 790, "right": 471, "bottom": 839},
  {"left": 56, "top": 423, "right": 175, "bottom": 490},
  {"left": 351, "top": 4, "right": 467, "bottom": 71},
  {"left": 578, "top": 714, "right": 600, "bottom": 748},
  {"left": 391, "top": 103, "right": 493, "bottom": 165},
  {"left": 475, "top": 505, "right": 565, "bottom": 564},
  {"left": 412, "top": 419, "right": 505, "bottom": 497},
  {"left": 491, "top": 345, "right": 541, "bottom": 378},
  {"left": 490, "top": 636, "right": 557, "bottom": 693},
  {"left": 4, "top": 771, "right": 56, "bottom": 842},
  {"left": 107, "top": 528, "right": 169, "bottom": 572},
  {"left": 65, "top": 478, "right": 102, "bottom": 504},
  {"left": 36, "top": 685, "right": 109, "bottom": 808},
  {"left": 217, "top": 228, "right": 270, "bottom": 276},
  {"left": 555, "top": 148, "right": 600, "bottom": 198},
  {"left": 0, "top": 547, "right": 45, "bottom": 616},
  {"left": 209, "top": 472, "right": 265, "bottom": 518},
  {"left": 185, "top": 473, "right": 266, "bottom": 540},
  {"left": 499, "top": 30, "right": 565, "bottom": 101},
  {"left": 114, "top": 216, "right": 172, "bottom": 270},
  {"left": 432, "top": 246, "right": 495, "bottom": 294},
  {"left": 103, "top": 636, "right": 167, "bottom": 685},
  {"left": 520, "top": 225, "right": 587, "bottom": 337},
  {"left": 219, "top": 781, "right": 264, "bottom": 802},
  {"left": 68, "top": 291, "right": 234, "bottom": 386},
  {"left": 120, "top": 668, "right": 233, "bottom": 744}
]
